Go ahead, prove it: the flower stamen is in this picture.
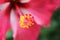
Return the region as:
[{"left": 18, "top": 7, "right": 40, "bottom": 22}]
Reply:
[{"left": 20, "top": 14, "right": 34, "bottom": 28}]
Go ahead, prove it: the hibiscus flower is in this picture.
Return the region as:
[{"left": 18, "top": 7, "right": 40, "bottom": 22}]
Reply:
[{"left": 0, "top": 0, "right": 59, "bottom": 40}]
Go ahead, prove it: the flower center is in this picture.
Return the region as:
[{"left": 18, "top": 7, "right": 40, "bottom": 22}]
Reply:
[
  {"left": 10, "top": 0, "right": 20, "bottom": 8},
  {"left": 10, "top": 0, "right": 30, "bottom": 8},
  {"left": 20, "top": 14, "right": 34, "bottom": 28}
]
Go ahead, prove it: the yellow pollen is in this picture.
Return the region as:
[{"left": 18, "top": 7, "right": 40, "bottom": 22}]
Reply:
[{"left": 20, "top": 14, "right": 34, "bottom": 28}]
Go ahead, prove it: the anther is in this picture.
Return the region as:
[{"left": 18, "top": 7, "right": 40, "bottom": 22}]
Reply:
[{"left": 20, "top": 14, "right": 34, "bottom": 28}]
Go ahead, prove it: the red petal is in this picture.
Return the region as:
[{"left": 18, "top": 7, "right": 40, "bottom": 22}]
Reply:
[
  {"left": 20, "top": 8, "right": 52, "bottom": 27},
  {"left": 0, "top": 0, "right": 10, "bottom": 4},
  {"left": 14, "top": 23, "right": 41, "bottom": 40},
  {"left": 29, "top": 0, "right": 59, "bottom": 11},
  {"left": 29, "top": 0, "right": 59, "bottom": 27},
  {"left": 20, "top": 0, "right": 59, "bottom": 27},
  {"left": 0, "top": 3, "right": 10, "bottom": 40}
]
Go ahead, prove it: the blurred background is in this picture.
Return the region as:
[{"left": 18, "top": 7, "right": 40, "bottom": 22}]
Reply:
[{"left": 6, "top": 8, "right": 60, "bottom": 40}]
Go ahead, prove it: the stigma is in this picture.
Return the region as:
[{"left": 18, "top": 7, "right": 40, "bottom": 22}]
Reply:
[{"left": 20, "top": 14, "right": 34, "bottom": 28}]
